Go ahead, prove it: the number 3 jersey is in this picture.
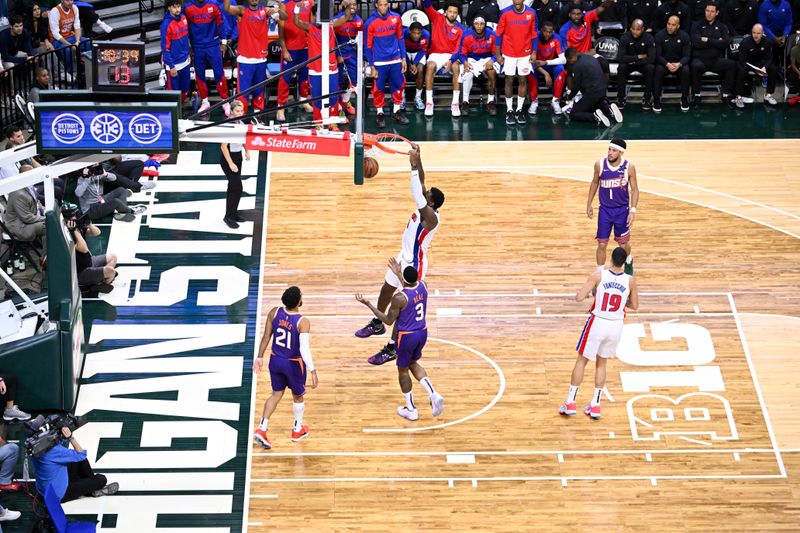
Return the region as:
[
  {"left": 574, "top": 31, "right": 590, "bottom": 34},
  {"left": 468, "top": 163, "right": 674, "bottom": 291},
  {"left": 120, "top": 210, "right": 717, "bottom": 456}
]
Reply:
[
  {"left": 271, "top": 307, "right": 302, "bottom": 358},
  {"left": 397, "top": 282, "right": 428, "bottom": 332},
  {"left": 592, "top": 269, "right": 631, "bottom": 320}
]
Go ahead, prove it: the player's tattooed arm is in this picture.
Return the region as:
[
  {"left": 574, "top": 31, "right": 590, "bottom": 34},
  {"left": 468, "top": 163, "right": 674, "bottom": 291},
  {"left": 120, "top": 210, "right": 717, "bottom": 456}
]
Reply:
[{"left": 576, "top": 271, "right": 601, "bottom": 302}]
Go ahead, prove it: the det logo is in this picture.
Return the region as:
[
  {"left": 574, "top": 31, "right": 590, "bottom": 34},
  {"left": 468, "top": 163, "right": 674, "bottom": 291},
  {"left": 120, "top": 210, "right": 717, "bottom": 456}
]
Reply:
[
  {"left": 129, "top": 113, "right": 163, "bottom": 145},
  {"left": 51, "top": 113, "right": 85, "bottom": 144}
]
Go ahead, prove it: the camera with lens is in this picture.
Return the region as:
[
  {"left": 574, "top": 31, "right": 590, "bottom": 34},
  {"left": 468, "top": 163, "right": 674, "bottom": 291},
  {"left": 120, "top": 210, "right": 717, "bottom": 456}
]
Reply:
[
  {"left": 84, "top": 163, "right": 106, "bottom": 177},
  {"left": 23, "top": 414, "right": 81, "bottom": 458},
  {"left": 61, "top": 202, "right": 89, "bottom": 234}
]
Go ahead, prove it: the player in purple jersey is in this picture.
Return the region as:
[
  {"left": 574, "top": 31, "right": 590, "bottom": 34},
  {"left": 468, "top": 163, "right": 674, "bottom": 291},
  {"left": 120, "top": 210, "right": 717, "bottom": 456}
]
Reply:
[
  {"left": 253, "top": 286, "right": 318, "bottom": 449},
  {"left": 356, "top": 259, "right": 445, "bottom": 421},
  {"left": 585, "top": 138, "right": 639, "bottom": 275}
]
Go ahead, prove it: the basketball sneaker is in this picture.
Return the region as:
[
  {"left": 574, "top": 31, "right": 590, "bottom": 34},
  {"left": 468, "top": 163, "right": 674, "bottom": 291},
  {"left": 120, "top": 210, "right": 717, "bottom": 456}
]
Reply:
[
  {"left": 291, "top": 425, "right": 310, "bottom": 442},
  {"left": 415, "top": 96, "right": 425, "bottom": 111},
  {"left": 486, "top": 101, "right": 497, "bottom": 116},
  {"left": 584, "top": 404, "right": 601, "bottom": 419},
  {"left": 276, "top": 109, "right": 286, "bottom": 122},
  {"left": 254, "top": 428, "right": 271, "bottom": 449},
  {"left": 393, "top": 110, "right": 409, "bottom": 124},
  {"left": 397, "top": 406, "right": 419, "bottom": 421},
  {"left": 222, "top": 102, "right": 231, "bottom": 117},
  {"left": 343, "top": 101, "right": 356, "bottom": 115},
  {"left": 197, "top": 100, "right": 211, "bottom": 115},
  {"left": 301, "top": 100, "right": 313, "bottom": 113},
  {"left": 680, "top": 95, "right": 690, "bottom": 111},
  {"left": 505, "top": 110, "right": 515, "bottom": 125},
  {"left": 424, "top": 101, "right": 434, "bottom": 116},
  {"left": 624, "top": 257, "right": 634, "bottom": 276},
  {"left": 551, "top": 99, "right": 562, "bottom": 115},
  {"left": 368, "top": 343, "right": 397, "bottom": 365},
  {"left": 460, "top": 100, "right": 470, "bottom": 116},
  {"left": 451, "top": 103, "right": 461, "bottom": 117},
  {"left": 558, "top": 402, "right": 577, "bottom": 416},
  {"left": 430, "top": 393, "right": 445, "bottom": 417},
  {"left": 355, "top": 318, "right": 386, "bottom": 338},
  {"left": 593, "top": 109, "right": 610, "bottom": 127},
  {"left": 375, "top": 112, "right": 386, "bottom": 128},
  {"left": 528, "top": 100, "right": 538, "bottom": 115},
  {"left": 515, "top": 110, "right": 526, "bottom": 125},
  {"left": 609, "top": 103, "right": 623, "bottom": 123}
]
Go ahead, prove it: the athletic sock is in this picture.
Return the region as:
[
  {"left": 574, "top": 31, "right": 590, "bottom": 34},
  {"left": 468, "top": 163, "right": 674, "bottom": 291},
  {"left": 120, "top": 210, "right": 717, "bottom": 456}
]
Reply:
[
  {"left": 487, "top": 94, "right": 495, "bottom": 103},
  {"left": 566, "top": 385, "right": 579, "bottom": 403},
  {"left": 516, "top": 96, "right": 525, "bottom": 112},
  {"left": 420, "top": 377, "right": 436, "bottom": 398},
  {"left": 392, "top": 104, "right": 401, "bottom": 113},
  {"left": 415, "top": 88, "right": 422, "bottom": 99},
  {"left": 452, "top": 90, "right": 460, "bottom": 105},
  {"left": 404, "top": 391, "right": 415, "bottom": 411},
  {"left": 258, "top": 418, "right": 268, "bottom": 431},
  {"left": 626, "top": 254, "right": 633, "bottom": 264},
  {"left": 426, "top": 90, "right": 433, "bottom": 103},
  {"left": 292, "top": 402, "right": 305, "bottom": 432},
  {"left": 591, "top": 387, "right": 602, "bottom": 407},
  {"left": 387, "top": 340, "right": 395, "bottom": 351},
  {"left": 505, "top": 97, "right": 514, "bottom": 111}
]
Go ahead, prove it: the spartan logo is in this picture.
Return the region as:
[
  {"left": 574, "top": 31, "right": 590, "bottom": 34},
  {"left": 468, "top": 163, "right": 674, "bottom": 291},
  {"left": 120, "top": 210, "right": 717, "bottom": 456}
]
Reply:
[{"left": 627, "top": 392, "right": 738, "bottom": 445}]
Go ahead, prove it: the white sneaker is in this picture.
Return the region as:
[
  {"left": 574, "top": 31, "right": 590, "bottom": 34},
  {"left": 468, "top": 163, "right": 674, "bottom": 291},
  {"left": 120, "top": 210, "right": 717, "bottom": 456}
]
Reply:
[
  {"left": 594, "top": 109, "right": 610, "bottom": 127},
  {"left": 3, "top": 405, "right": 30, "bottom": 421},
  {"left": 397, "top": 406, "right": 419, "bottom": 421},
  {"left": 609, "top": 102, "right": 623, "bottom": 123},
  {"left": 764, "top": 94, "right": 778, "bottom": 106},
  {"left": 96, "top": 20, "right": 113, "bottom": 34},
  {"left": 424, "top": 101, "right": 434, "bottom": 117},
  {"left": 276, "top": 109, "right": 286, "bottom": 122},
  {"left": 430, "top": 393, "right": 445, "bottom": 417},
  {"left": 528, "top": 100, "right": 538, "bottom": 115},
  {"left": 0, "top": 509, "right": 21, "bottom": 521},
  {"left": 735, "top": 96, "right": 745, "bottom": 109},
  {"left": 222, "top": 102, "right": 231, "bottom": 117},
  {"left": 551, "top": 99, "right": 563, "bottom": 115},
  {"left": 741, "top": 96, "right": 755, "bottom": 104},
  {"left": 197, "top": 100, "right": 211, "bottom": 114},
  {"left": 140, "top": 181, "right": 156, "bottom": 190},
  {"left": 301, "top": 100, "right": 313, "bottom": 113},
  {"left": 130, "top": 205, "right": 147, "bottom": 215},
  {"left": 414, "top": 96, "right": 425, "bottom": 110},
  {"left": 450, "top": 102, "right": 460, "bottom": 117}
]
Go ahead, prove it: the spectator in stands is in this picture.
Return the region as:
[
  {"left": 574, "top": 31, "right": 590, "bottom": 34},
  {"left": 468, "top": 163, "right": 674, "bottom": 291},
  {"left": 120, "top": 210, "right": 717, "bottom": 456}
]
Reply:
[
  {"left": 75, "top": 163, "right": 147, "bottom": 222},
  {"left": 497, "top": 0, "right": 538, "bottom": 125},
  {"left": 529, "top": 20, "right": 567, "bottom": 115},
  {"left": 161, "top": 0, "right": 192, "bottom": 107},
  {"left": 758, "top": 0, "right": 793, "bottom": 61},
  {"left": 3, "top": 125, "right": 64, "bottom": 203},
  {"left": 25, "top": 3, "right": 53, "bottom": 54},
  {"left": 404, "top": 21, "right": 430, "bottom": 111},
  {"left": 185, "top": 0, "right": 232, "bottom": 116},
  {"left": 616, "top": 19, "right": 655, "bottom": 110},
  {"left": 734, "top": 23, "right": 779, "bottom": 107},
  {"left": 559, "top": 0, "right": 614, "bottom": 53},
  {"left": 365, "top": 0, "right": 407, "bottom": 128},
  {"left": 73, "top": 1, "right": 112, "bottom": 38},
  {"left": 4, "top": 184, "right": 45, "bottom": 243},
  {"left": 0, "top": 372, "right": 31, "bottom": 422},
  {"left": 653, "top": 0, "right": 689, "bottom": 32},
  {"left": 31, "top": 425, "right": 118, "bottom": 502},
  {"left": 723, "top": 0, "right": 759, "bottom": 36},
  {"left": 102, "top": 156, "right": 156, "bottom": 194},
  {"left": 0, "top": 15, "right": 34, "bottom": 69},
  {"left": 653, "top": 15, "right": 691, "bottom": 112},
  {"left": 0, "top": 434, "right": 21, "bottom": 494},
  {"left": 788, "top": 38, "right": 800, "bottom": 103},
  {"left": 421, "top": 0, "right": 465, "bottom": 117},
  {"left": 534, "top": 0, "right": 563, "bottom": 31},
  {"left": 467, "top": 0, "right": 500, "bottom": 25},
  {"left": 27, "top": 66, "right": 49, "bottom": 103},
  {"left": 689, "top": 2, "right": 735, "bottom": 108},
  {"left": 564, "top": 47, "right": 622, "bottom": 125},
  {"left": 626, "top": 0, "right": 658, "bottom": 32},
  {"left": 459, "top": 16, "right": 498, "bottom": 116},
  {"left": 48, "top": 0, "right": 85, "bottom": 75}
]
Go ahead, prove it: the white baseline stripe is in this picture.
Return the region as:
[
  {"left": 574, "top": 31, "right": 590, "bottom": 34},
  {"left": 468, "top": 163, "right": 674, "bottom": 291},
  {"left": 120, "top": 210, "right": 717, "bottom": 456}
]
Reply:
[
  {"left": 252, "top": 448, "right": 780, "bottom": 457},
  {"left": 250, "top": 474, "right": 786, "bottom": 483}
]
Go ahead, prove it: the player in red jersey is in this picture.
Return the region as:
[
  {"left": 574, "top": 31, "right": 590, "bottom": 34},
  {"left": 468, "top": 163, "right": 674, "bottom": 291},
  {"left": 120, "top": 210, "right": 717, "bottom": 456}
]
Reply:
[
  {"left": 420, "top": 0, "right": 464, "bottom": 117},
  {"left": 558, "top": 0, "right": 614, "bottom": 53},
  {"left": 496, "top": 0, "right": 538, "bottom": 126},
  {"left": 277, "top": 0, "right": 313, "bottom": 121}
]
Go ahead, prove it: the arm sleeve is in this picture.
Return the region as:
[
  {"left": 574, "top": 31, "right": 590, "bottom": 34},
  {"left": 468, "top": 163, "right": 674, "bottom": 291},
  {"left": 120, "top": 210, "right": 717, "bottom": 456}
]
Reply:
[
  {"left": 410, "top": 170, "right": 426, "bottom": 209},
  {"left": 546, "top": 52, "right": 566, "bottom": 66},
  {"left": 299, "top": 332, "right": 315, "bottom": 372}
]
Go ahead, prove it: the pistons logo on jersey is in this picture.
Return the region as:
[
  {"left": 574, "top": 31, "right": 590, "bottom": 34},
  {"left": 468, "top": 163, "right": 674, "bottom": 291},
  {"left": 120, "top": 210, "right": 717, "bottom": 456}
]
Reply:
[{"left": 410, "top": 212, "right": 418, "bottom": 223}]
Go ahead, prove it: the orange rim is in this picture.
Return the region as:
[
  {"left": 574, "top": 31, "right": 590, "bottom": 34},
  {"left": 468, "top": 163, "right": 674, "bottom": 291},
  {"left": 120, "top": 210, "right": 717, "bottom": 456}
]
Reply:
[{"left": 362, "top": 133, "right": 414, "bottom": 155}]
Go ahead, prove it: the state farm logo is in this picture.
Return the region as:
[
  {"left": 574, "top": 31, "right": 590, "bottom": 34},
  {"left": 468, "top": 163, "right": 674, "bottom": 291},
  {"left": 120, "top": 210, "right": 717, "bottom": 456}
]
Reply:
[{"left": 250, "top": 135, "right": 317, "bottom": 151}]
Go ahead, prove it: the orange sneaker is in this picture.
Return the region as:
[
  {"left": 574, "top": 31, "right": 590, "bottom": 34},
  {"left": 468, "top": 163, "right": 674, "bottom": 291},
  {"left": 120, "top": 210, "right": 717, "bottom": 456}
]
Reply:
[
  {"left": 558, "top": 402, "right": 577, "bottom": 416},
  {"left": 584, "top": 404, "right": 601, "bottom": 420},
  {"left": 254, "top": 428, "right": 271, "bottom": 449},
  {"left": 343, "top": 101, "right": 356, "bottom": 115},
  {"left": 291, "top": 425, "right": 310, "bottom": 442}
]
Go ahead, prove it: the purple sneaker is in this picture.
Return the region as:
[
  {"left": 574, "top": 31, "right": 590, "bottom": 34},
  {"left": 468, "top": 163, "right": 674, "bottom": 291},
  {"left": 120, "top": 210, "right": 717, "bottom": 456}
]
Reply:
[
  {"left": 367, "top": 345, "right": 397, "bottom": 365},
  {"left": 355, "top": 319, "right": 386, "bottom": 338}
]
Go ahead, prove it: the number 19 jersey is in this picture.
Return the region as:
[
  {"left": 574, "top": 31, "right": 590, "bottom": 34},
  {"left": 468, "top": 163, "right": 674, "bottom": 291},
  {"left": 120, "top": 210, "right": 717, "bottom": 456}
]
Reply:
[
  {"left": 271, "top": 307, "right": 302, "bottom": 358},
  {"left": 592, "top": 269, "right": 631, "bottom": 320}
]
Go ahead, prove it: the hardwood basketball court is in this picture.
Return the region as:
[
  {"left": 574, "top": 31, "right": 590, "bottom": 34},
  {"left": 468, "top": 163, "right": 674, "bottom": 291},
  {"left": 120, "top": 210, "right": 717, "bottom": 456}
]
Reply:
[{"left": 244, "top": 139, "right": 800, "bottom": 531}]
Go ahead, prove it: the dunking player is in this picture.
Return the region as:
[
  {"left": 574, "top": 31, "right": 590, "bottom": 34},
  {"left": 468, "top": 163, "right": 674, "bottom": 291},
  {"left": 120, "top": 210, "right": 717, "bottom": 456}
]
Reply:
[
  {"left": 277, "top": 0, "right": 313, "bottom": 121},
  {"left": 560, "top": 247, "right": 638, "bottom": 419},
  {"left": 356, "top": 259, "right": 445, "bottom": 420},
  {"left": 586, "top": 138, "right": 638, "bottom": 275},
  {"left": 355, "top": 145, "right": 445, "bottom": 366},
  {"left": 184, "top": 0, "right": 232, "bottom": 115},
  {"left": 254, "top": 286, "right": 318, "bottom": 449},
  {"left": 333, "top": 0, "right": 363, "bottom": 117}
]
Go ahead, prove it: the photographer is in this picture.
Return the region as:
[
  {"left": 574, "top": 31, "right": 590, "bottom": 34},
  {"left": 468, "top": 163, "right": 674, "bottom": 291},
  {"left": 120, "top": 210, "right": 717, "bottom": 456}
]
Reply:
[
  {"left": 63, "top": 204, "right": 117, "bottom": 294},
  {"left": 75, "top": 164, "right": 147, "bottom": 223},
  {"left": 31, "top": 426, "right": 118, "bottom": 502}
]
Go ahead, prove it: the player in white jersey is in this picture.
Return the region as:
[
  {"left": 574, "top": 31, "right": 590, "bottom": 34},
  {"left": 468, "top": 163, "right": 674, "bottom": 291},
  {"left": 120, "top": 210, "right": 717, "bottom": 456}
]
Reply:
[
  {"left": 354, "top": 144, "right": 445, "bottom": 365},
  {"left": 560, "top": 247, "right": 638, "bottom": 420}
]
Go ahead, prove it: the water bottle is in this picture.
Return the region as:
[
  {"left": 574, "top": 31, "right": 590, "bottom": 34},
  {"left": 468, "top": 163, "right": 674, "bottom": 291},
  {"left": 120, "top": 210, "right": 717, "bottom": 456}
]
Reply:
[
  {"left": 4, "top": 261, "right": 13, "bottom": 276},
  {"left": 17, "top": 255, "right": 25, "bottom": 272}
]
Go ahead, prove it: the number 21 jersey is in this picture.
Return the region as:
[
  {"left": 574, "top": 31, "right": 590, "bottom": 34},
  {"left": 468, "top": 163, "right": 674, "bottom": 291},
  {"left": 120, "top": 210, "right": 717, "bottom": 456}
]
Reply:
[
  {"left": 592, "top": 269, "right": 631, "bottom": 320},
  {"left": 271, "top": 307, "right": 302, "bottom": 358}
]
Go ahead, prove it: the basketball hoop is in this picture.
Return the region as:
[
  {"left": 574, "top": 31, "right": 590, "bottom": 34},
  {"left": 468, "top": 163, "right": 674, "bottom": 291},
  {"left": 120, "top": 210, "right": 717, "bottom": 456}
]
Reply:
[{"left": 362, "top": 133, "right": 415, "bottom": 157}]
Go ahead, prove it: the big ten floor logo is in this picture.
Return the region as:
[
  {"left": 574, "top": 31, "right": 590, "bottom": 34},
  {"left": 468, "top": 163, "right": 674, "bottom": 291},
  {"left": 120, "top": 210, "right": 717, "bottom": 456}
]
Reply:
[{"left": 617, "top": 322, "right": 738, "bottom": 444}]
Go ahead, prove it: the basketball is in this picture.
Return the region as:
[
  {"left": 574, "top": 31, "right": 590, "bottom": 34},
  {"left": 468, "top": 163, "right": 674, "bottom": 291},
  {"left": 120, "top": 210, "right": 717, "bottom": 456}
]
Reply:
[{"left": 364, "top": 157, "right": 379, "bottom": 179}]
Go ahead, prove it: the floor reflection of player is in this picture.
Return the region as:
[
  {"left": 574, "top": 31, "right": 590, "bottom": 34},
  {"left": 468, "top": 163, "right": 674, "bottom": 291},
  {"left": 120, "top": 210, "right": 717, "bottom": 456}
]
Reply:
[
  {"left": 356, "top": 259, "right": 445, "bottom": 420},
  {"left": 560, "top": 247, "right": 638, "bottom": 420}
]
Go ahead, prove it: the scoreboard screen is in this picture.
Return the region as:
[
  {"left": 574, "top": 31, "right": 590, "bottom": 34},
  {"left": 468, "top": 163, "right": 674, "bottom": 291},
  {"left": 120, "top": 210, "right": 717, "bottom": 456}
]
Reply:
[{"left": 92, "top": 41, "right": 146, "bottom": 93}]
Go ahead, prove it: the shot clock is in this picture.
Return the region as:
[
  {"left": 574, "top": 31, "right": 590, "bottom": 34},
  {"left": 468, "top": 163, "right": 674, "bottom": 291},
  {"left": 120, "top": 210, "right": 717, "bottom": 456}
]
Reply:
[{"left": 91, "top": 41, "right": 146, "bottom": 93}]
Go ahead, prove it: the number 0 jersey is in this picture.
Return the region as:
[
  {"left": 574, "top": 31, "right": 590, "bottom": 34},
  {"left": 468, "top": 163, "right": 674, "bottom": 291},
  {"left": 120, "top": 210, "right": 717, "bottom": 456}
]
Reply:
[
  {"left": 591, "top": 269, "right": 631, "bottom": 320},
  {"left": 271, "top": 307, "right": 302, "bottom": 358},
  {"left": 400, "top": 210, "right": 439, "bottom": 278},
  {"left": 397, "top": 281, "right": 428, "bottom": 332}
]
